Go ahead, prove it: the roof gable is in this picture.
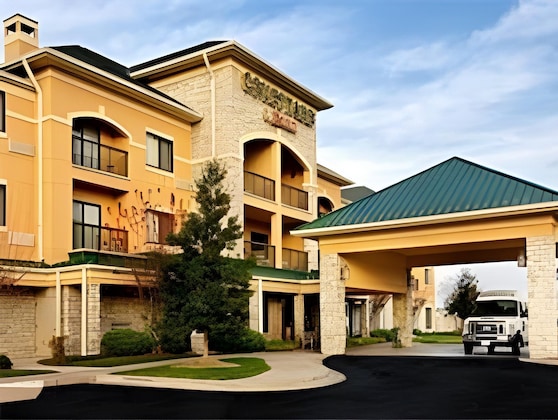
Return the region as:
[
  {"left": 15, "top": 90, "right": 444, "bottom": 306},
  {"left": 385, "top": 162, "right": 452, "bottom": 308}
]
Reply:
[
  {"left": 49, "top": 45, "right": 195, "bottom": 111},
  {"left": 130, "top": 41, "right": 227, "bottom": 73},
  {"left": 297, "top": 157, "right": 558, "bottom": 231}
]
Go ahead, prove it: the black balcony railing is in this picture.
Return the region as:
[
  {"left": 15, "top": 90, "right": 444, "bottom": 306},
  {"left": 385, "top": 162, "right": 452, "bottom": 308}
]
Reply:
[
  {"left": 281, "top": 184, "right": 308, "bottom": 210},
  {"left": 100, "top": 226, "right": 128, "bottom": 253},
  {"left": 244, "top": 240, "right": 275, "bottom": 267},
  {"left": 73, "top": 137, "right": 128, "bottom": 176},
  {"left": 282, "top": 248, "right": 308, "bottom": 271},
  {"left": 244, "top": 171, "right": 275, "bottom": 201}
]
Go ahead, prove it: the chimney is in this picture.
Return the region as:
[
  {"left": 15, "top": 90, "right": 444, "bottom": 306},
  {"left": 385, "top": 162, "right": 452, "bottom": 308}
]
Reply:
[{"left": 3, "top": 14, "right": 39, "bottom": 62}]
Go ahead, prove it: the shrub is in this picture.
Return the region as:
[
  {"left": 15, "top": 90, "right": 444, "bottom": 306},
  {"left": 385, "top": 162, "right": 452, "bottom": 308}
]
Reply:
[
  {"left": 101, "top": 329, "right": 156, "bottom": 357},
  {"left": 370, "top": 328, "right": 397, "bottom": 342},
  {"left": 0, "top": 354, "right": 13, "bottom": 369},
  {"left": 209, "top": 327, "right": 266, "bottom": 353},
  {"left": 265, "top": 339, "right": 299, "bottom": 351},
  {"left": 413, "top": 329, "right": 423, "bottom": 336}
]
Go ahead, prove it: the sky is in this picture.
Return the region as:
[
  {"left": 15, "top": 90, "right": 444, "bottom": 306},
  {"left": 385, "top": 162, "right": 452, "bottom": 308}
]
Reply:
[{"left": 3, "top": 0, "right": 556, "bottom": 305}]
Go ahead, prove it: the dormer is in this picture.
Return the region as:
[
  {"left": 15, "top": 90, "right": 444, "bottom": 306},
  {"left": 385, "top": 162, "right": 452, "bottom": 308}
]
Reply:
[{"left": 3, "top": 14, "right": 39, "bottom": 62}]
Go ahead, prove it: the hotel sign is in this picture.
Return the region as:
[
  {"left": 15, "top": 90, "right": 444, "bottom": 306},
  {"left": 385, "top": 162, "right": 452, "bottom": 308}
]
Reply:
[
  {"left": 241, "top": 72, "right": 316, "bottom": 128},
  {"left": 263, "top": 108, "right": 297, "bottom": 133}
]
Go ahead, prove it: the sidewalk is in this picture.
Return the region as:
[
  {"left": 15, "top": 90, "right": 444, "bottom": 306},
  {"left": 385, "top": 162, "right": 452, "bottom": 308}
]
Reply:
[{"left": 0, "top": 350, "right": 346, "bottom": 402}]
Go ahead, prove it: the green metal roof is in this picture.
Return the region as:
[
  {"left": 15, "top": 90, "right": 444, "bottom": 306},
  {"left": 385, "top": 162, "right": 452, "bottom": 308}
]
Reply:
[{"left": 296, "top": 157, "right": 558, "bottom": 231}]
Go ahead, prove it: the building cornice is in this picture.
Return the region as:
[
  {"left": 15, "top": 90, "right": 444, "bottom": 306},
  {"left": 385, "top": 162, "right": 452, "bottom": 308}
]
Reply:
[
  {"left": 291, "top": 201, "right": 558, "bottom": 238},
  {"left": 2, "top": 48, "right": 203, "bottom": 123},
  {"left": 0, "top": 68, "right": 35, "bottom": 90},
  {"left": 131, "top": 40, "right": 333, "bottom": 111}
]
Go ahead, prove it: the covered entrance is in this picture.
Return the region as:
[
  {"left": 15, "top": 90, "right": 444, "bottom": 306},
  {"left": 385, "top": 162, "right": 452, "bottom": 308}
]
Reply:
[{"left": 293, "top": 157, "right": 558, "bottom": 359}]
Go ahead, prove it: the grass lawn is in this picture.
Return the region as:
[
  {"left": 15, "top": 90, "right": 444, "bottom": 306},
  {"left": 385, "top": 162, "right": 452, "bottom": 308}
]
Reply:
[
  {"left": 413, "top": 333, "right": 463, "bottom": 344},
  {"left": 39, "top": 353, "right": 194, "bottom": 367},
  {"left": 347, "top": 337, "right": 386, "bottom": 347},
  {"left": 0, "top": 369, "right": 56, "bottom": 378},
  {"left": 117, "top": 357, "right": 270, "bottom": 380}
]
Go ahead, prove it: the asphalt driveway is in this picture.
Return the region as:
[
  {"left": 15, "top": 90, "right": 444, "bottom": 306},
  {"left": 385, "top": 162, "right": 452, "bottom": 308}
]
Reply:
[{"left": 2, "top": 352, "right": 557, "bottom": 419}]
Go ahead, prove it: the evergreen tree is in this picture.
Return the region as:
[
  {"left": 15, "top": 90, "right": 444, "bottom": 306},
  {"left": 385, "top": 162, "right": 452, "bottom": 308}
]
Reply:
[
  {"left": 443, "top": 268, "right": 480, "bottom": 319},
  {"left": 157, "top": 159, "right": 255, "bottom": 353}
]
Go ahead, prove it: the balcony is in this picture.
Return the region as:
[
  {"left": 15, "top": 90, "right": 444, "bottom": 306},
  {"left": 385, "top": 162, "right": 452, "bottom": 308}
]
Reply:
[
  {"left": 281, "top": 184, "right": 308, "bottom": 210},
  {"left": 73, "top": 139, "right": 128, "bottom": 177},
  {"left": 282, "top": 248, "right": 308, "bottom": 271},
  {"left": 68, "top": 249, "right": 147, "bottom": 269},
  {"left": 244, "top": 171, "right": 275, "bottom": 201},
  {"left": 245, "top": 240, "right": 275, "bottom": 267},
  {"left": 100, "top": 226, "right": 128, "bottom": 253}
]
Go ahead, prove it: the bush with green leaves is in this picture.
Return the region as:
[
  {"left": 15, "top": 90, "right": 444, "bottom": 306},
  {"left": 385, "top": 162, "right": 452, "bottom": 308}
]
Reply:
[
  {"left": 209, "top": 326, "right": 266, "bottom": 353},
  {"left": 101, "top": 329, "right": 156, "bottom": 357},
  {"left": 370, "top": 328, "right": 398, "bottom": 342},
  {"left": 0, "top": 354, "right": 13, "bottom": 369}
]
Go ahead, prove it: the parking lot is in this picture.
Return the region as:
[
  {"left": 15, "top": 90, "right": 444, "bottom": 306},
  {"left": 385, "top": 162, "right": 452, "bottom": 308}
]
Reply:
[{"left": 2, "top": 343, "right": 555, "bottom": 419}]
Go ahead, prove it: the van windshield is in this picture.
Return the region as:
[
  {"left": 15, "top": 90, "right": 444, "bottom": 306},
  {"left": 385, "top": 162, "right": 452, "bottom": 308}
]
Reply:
[{"left": 472, "top": 300, "right": 518, "bottom": 316}]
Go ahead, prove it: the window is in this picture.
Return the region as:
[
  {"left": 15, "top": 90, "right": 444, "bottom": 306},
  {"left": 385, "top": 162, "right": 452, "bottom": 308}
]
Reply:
[
  {"left": 73, "top": 201, "right": 100, "bottom": 249},
  {"left": 318, "top": 197, "right": 333, "bottom": 217},
  {"left": 73, "top": 120, "right": 100, "bottom": 169},
  {"left": 251, "top": 232, "right": 268, "bottom": 251},
  {"left": 0, "top": 184, "right": 5, "bottom": 226},
  {"left": 425, "top": 268, "right": 430, "bottom": 284},
  {"left": 0, "top": 91, "right": 5, "bottom": 132},
  {"left": 425, "top": 307, "right": 432, "bottom": 329},
  {"left": 146, "top": 133, "right": 173, "bottom": 172},
  {"left": 145, "top": 210, "right": 174, "bottom": 243}
]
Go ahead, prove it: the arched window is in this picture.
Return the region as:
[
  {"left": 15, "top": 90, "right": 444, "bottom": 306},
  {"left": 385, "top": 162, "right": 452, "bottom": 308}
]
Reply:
[{"left": 318, "top": 197, "right": 334, "bottom": 217}]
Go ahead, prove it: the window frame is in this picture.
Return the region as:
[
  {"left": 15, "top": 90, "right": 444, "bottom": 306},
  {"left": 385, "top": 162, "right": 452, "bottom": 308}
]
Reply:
[
  {"left": 146, "top": 132, "right": 173, "bottom": 172},
  {"left": 0, "top": 183, "right": 6, "bottom": 227},
  {"left": 0, "top": 90, "right": 5, "bottom": 133},
  {"left": 425, "top": 307, "right": 432, "bottom": 329},
  {"left": 72, "top": 119, "right": 100, "bottom": 170},
  {"left": 72, "top": 200, "right": 101, "bottom": 250}
]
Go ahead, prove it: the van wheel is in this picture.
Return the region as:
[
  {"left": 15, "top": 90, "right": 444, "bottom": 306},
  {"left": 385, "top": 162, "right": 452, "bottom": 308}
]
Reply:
[
  {"left": 464, "top": 343, "right": 473, "bottom": 354},
  {"left": 487, "top": 345, "right": 495, "bottom": 355}
]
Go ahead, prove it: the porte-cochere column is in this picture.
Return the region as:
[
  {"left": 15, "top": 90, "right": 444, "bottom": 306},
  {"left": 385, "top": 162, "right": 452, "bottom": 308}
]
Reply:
[
  {"left": 392, "top": 269, "right": 414, "bottom": 347},
  {"left": 527, "top": 235, "right": 558, "bottom": 359},
  {"left": 319, "top": 253, "right": 346, "bottom": 355}
]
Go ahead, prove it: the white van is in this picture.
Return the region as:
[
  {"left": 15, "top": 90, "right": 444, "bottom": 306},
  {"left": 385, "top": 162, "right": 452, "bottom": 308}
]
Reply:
[{"left": 462, "top": 290, "right": 528, "bottom": 355}]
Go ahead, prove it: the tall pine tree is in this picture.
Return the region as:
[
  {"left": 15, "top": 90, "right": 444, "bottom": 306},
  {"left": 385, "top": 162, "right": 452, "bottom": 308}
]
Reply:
[
  {"left": 444, "top": 268, "right": 480, "bottom": 320},
  {"left": 157, "top": 159, "right": 255, "bottom": 353}
]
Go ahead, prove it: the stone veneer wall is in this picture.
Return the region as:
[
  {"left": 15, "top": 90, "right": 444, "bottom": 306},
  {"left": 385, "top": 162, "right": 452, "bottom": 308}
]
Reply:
[
  {"left": 101, "top": 295, "right": 154, "bottom": 335},
  {"left": 392, "top": 291, "right": 413, "bottom": 347},
  {"left": 294, "top": 294, "right": 305, "bottom": 344},
  {"left": 62, "top": 285, "right": 82, "bottom": 355},
  {"left": 304, "top": 239, "right": 319, "bottom": 272},
  {"left": 157, "top": 64, "right": 319, "bottom": 246},
  {"left": 526, "top": 235, "right": 558, "bottom": 359},
  {"left": 248, "top": 281, "right": 260, "bottom": 332},
  {"left": 87, "top": 284, "right": 101, "bottom": 355},
  {"left": 0, "top": 289, "right": 36, "bottom": 358},
  {"left": 319, "top": 253, "right": 346, "bottom": 355}
]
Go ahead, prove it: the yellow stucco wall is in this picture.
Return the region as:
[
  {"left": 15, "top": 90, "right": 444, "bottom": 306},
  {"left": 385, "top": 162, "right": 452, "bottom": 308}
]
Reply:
[{"left": 1, "top": 62, "right": 196, "bottom": 264}]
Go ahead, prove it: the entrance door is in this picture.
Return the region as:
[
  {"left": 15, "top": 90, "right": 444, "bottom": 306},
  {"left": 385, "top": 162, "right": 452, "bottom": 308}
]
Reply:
[{"left": 267, "top": 298, "right": 283, "bottom": 340}]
